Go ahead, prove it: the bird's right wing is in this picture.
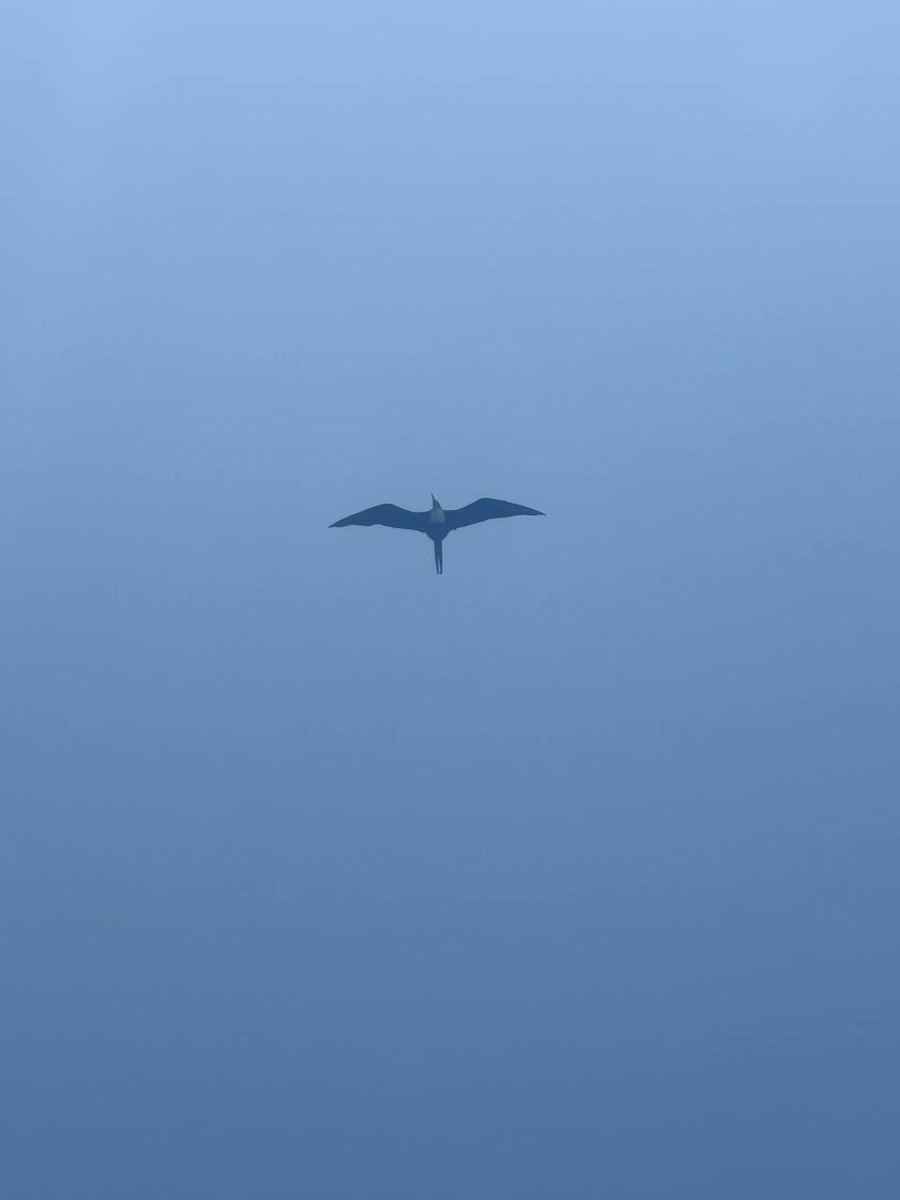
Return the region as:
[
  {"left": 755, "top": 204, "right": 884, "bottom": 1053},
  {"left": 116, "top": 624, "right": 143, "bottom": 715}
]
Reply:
[
  {"left": 445, "top": 498, "right": 544, "bottom": 531},
  {"left": 329, "top": 504, "right": 429, "bottom": 531}
]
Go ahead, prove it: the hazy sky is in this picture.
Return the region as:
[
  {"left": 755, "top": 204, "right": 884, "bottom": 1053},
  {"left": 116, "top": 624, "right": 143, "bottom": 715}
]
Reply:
[{"left": 4, "top": 2, "right": 900, "bottom": 1195}]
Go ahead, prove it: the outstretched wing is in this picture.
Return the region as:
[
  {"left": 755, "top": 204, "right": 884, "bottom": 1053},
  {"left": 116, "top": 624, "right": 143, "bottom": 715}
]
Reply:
[
  {"left": 445, "top": 498, "right": 544, "bottom": 531},
  {"left": 330, "top": 503, "right": 429, "bottom": 531}
]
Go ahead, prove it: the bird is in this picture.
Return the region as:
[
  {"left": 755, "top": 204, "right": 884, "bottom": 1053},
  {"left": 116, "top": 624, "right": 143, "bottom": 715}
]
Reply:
[{"left": 330, "top": 494, "right": 544, "bottom": 574}]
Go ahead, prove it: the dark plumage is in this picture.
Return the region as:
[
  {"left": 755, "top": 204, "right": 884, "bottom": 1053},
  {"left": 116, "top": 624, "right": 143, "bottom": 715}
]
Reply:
[
  {"left": 330, "top": 503, "right": 428, "bottom": 531},
  {"left": 330, "top": 494, "right": 544, "bottom": 574}
]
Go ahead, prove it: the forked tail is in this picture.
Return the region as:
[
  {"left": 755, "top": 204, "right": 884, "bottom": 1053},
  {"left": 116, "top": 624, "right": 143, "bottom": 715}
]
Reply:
[{"left": 433, "top": 539, "right": 443, "bottom": 575}]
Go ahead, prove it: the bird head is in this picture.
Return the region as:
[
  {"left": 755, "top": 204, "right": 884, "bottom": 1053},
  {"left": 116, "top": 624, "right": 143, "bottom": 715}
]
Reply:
[{"left": 431, "top": 493, "right": 442, "bottom": 511}]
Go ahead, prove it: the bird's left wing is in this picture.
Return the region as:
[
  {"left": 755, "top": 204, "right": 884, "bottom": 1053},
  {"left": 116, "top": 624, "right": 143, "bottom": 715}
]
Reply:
[
  {"left": 329, "top": 503, "right": 429, "bottom": 531},
  {"left": 445, "top": 498, "right": 544, "bottom": 531}
]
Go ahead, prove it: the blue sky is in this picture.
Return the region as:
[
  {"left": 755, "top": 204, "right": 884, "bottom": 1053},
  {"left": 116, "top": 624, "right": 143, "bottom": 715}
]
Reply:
[{"left": 3, "top": 2, "right": 900, "bottom": 1195}]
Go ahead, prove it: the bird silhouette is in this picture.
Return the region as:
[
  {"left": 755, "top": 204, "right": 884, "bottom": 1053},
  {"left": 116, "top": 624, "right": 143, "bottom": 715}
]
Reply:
[{"left": 330, "top": 494, "right": 544, "bottom": 574}]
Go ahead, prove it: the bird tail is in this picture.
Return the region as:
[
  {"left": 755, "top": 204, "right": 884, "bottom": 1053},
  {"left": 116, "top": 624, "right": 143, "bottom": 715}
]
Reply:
[{"left": 433, "top": 539, "right": 443, "bottom": 575}]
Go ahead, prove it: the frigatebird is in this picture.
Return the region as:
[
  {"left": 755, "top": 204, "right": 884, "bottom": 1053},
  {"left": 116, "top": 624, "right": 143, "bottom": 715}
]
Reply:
[{"left": 330, "top": 494, "right": 544, "bottom": 574}]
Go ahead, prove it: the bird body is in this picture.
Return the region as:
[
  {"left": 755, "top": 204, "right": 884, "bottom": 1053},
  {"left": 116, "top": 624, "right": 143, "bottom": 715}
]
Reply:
[
  {"left": 429, "top": 494, "right": 446, "bottom": 526},
  {"left": 330, "top": 495, "right": 544, "bottom": 574}
]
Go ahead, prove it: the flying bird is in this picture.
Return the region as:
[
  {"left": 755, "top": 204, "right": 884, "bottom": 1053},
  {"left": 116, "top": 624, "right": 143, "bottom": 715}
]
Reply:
[{"left": 330, "top": 494, "right": 544, "bottom": 574}]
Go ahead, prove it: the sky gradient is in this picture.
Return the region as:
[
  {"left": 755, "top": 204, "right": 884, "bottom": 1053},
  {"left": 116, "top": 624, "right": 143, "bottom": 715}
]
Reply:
[{"left": 4, "top": 1, "right": 900, "bottom": 1195}]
